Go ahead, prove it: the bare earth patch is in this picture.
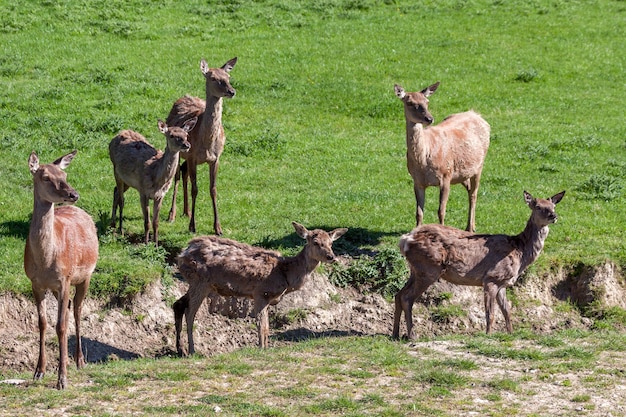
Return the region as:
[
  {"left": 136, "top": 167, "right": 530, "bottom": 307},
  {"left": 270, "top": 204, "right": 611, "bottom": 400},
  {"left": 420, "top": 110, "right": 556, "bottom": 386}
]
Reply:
[{"left": 1, "top": 262, "right": 624, "bottom": 415}]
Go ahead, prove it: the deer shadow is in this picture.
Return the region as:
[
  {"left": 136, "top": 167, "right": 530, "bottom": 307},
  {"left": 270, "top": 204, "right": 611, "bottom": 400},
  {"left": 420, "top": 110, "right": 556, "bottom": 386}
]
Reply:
[{"left": 69, "top": 336, "right": 140, "bottom": 363}]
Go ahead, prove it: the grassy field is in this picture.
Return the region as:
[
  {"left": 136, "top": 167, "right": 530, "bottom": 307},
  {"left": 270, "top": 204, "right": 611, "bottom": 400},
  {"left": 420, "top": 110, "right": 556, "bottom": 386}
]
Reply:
[
  {"left": 1, "top": 0, "right": 626, "bottom": 414},
  {"left": 2, "top": 330, "right": 626, "bottom": 416},
  {"left": 1, "top": 0, "right": 624, "bottom": 298}
]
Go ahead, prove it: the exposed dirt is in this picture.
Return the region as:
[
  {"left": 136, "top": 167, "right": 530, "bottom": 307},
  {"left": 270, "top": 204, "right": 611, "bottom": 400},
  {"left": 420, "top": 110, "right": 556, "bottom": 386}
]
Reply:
[{"left": 1, "top": 262, "right": 624, "bottom": 415}]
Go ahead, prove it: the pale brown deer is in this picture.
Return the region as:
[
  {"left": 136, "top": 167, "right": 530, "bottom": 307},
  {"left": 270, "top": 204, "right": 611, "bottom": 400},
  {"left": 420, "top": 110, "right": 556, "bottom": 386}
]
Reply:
[
  {"left": 166, "top": 57, "right": 237, "bottom": 236},
  {"left": 174, "top": 222, "right": 348, "bottom": 353},
  {"left": 393, "top": 190, "right": 565, "bottom": 340},
  {"left": 24, "top": 150, "right": 99, "bottom": 390},
  {"left": 394, "top": 82, "right": 490, "bottom": 232},
  {"left": 109, "top": 118, "right": 197, "bottom": 246}
]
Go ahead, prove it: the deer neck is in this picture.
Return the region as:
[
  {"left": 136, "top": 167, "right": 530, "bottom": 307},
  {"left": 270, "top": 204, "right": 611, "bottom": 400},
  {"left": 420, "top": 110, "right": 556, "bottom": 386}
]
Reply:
[
  {"left": 406, "top": 121, "right": 430, "bottom": 162},
  {"left": 282, "top": 249, "right": 320, "bottom": 292},
  {"left": 28, "top": 196, "right": 58, "bottom": 265},
  {"left": 517, "top": 218, "right": 550, "bottom": 272},
  {"left": 155, "top": 146, "right": 181, "bottom": 187},
  {"left": 200, "top": 94, "right": 224, "bottom": 141}
]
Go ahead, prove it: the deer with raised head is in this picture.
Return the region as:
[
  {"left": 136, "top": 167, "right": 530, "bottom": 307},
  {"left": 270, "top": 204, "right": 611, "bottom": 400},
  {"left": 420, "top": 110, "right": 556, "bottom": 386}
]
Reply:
[
  {"left": 394, "top": 82, "right": 490, "bottom": 232},
  {"left": 166, "top": 57, "right": 237, "bottom": 236},
  {"left": 24, "top": 150, "right": 99, "bottom": 390},
  {"left": 109, "top": 117, "right": 197, "bottom": 246},
  {"left": 174, "top": 222, "right": 348, "bottom": 353},
  {"left": 393, "top": 190, "right": 565, "bottom": 340}
]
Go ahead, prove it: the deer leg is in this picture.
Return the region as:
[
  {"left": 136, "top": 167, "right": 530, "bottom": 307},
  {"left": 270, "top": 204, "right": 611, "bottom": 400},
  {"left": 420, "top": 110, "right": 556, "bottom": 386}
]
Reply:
[
  {"left": 152, "top": 197, "right": 163, "bottom": 247},
  {"left": 56, "top": 286, "right": 71, "bottom": 390},
  {"left": 465, "top": 175, "right": 480, "bottom": 232},
  {"left": 185, "top": 290, "right": 206, "bottom": 356},
  {"left": 116, "top": 183, "right": 128, "bottom": 236},
  {"left": 438, "top": 182, "right": 451, "bottom": 226},
  {"left": 414, "top": 184, "right": 426, "bottom": 227},
  {"left": 496, "top": 287, "right": 513, "bottom": 333},
  {"left": 181, "top": 161, "right": 191, "bottom": 218},
  {"left": 168, "top": 165, "right": 181, "bottom": 222},
  {"left": 33, "top": 288, "right": 47, "bottom": 381},
  {"left": 173, "top": 294, "right": 189, "bottom": 356},
  {"left": 254, "top": 300, "right": 271, "bottom": 348},
  {"left": 483, "top": 282, "right": 498, "bottom": 334},
  {"left": 110, "top": 186, "right": 119, "bottom": 229},
  {"left": 73, "top": 281, "right": 89, "bottom": 370},
  {"left": 188, "top": 162, "right": 198, "bottom": 233},
  {"left": 209, "top": 160, "right": 222, "bottom": 236},
  {"left": 139, "top": 194, "right": 151, "bottom": 244},
  {"left": 394, "top": 271, "right": 433, "bottom": 340}
]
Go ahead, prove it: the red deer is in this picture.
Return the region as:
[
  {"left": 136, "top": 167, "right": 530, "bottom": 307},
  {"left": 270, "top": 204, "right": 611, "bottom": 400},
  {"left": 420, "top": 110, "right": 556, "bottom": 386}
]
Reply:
[
  {"left": 174, "top": 222, "right": 348, "bottom": 353},
  {"left": 393, "top": 190, "right": 565, "bottom": 340},
  {"left": 394, "top": 82, "right": 490, "bottom": 232},
  {"left": 24, "top": 150, "right": 99, "bottom": 389},
  {"left": 166, "top": 57, "right": 237, "bottom": 236},
  {"left": 109, "top": 118, "right": 197, "bottom": 246}
]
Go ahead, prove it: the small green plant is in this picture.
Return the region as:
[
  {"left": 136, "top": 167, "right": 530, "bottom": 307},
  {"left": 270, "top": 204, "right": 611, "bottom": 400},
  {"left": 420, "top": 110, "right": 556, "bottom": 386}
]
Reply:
[{"left": 514, "top": 67, "right": 539, "bottom": 82}]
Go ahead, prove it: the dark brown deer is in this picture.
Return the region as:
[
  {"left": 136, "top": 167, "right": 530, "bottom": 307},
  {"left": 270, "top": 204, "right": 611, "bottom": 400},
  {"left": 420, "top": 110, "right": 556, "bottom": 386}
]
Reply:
[
  {"left": 174, "top": 222, "right": 348, "bottom": 353},
  {"left": 393, "top": 190, "right": 565, "bottom": 340},
  {"left": 166, "top": 57, "right": 237, "bottom": 236},
  {"left": 109, "top": 118, "right": 197, "bottom": 246},
  {"left": 395, "top": 82, "right": 490, "bottom": 232},
  {"left": 24, "top": 150, "right": 99, "bottom": 389}
]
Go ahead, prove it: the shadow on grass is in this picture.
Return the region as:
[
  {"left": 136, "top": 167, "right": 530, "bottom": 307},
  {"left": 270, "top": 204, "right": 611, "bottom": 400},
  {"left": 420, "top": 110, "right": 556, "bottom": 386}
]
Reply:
[
  {"left": 254, "top": 226, "right": 401, "bottom": 257},
  {"left": 0, "top": 220, "right": 29, "bottom": 240},
  {"left": 70, "top": 336, "right": 141, "bottom": 363}
]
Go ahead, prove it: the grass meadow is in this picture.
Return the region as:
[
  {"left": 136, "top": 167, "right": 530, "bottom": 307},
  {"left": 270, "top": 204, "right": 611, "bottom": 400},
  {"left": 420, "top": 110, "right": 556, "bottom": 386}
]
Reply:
[
  {"left": 1, "top": 0, "right": 624, "bottom": 297},
  {"left": 0, "top": 0, "right": 625, "bottom": 414}
]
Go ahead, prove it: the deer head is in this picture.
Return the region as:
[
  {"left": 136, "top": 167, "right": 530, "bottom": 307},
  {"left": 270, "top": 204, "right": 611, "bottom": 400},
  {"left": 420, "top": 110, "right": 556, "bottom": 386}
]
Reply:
[
  {"left": 29, "top": 150, "right": 79, "bottom": 205},
  {"left": 201, "top": 57, "right": 237, "bottom": 99},
  {"left": 394, "top": 82, "right": 440, "bottom": 126}
]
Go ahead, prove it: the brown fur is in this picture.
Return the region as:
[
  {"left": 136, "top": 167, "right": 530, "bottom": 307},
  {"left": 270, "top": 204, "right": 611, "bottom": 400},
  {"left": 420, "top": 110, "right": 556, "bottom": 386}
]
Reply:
[
  {"left": 109, "top": 118, "right": 196, "bottom": 246},
  {"left": 174, "top": 222, "right": 348, "bottom": 353},
  {"left": 24, "top": 151, "right": 99, "bottom": 389},
  {"left": 393, "top": 190, "right": 565, "bottom": 340},
  {"left": 394, "top": 82, "right": 490, "bottom": 232},
  {"left": 166, "top": 57, "right": 237, "bottom": 235}
]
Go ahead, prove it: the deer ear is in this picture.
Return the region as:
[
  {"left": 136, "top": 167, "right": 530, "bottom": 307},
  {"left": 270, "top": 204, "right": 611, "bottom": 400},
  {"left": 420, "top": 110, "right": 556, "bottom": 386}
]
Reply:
[
  {"left": 54, "top": 150, "right": 77, "bottom": 170},
  {"left": 422, "top": 81, "right": 440, "bottom": 97},
  {"left": 183, "top": 117, "right": 198, "bottom": 132},
  {"left": 158, "top": 120, "right": 168, "bottom": 134},
  {"left": 394, "top": 84, "right": 406, "bottom": 99},
  {"left": 222, "top": 57, "right": 237, "bottom": 72},
  {"left": 523, "top": 190, "right": 535, "bottom": 207},
  {"left": 329, "top": 228, "right": 348, "bottom": 242},
  {"left": 28, "top": 152, "right": 39, "bottom": 174},
  {"left": 292, "top": 222, "right": 309, "bottom": 239},
  {"left": 550, "top": 191, "right": 565, "bottom": 205},
  {"left": 200, "top": 59, "right": 209, "bottom": 75}
]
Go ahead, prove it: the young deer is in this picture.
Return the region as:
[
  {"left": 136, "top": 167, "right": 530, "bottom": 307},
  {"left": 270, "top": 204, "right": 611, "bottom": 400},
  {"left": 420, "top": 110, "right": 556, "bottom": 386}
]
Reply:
[
  {"left": 393, "top": 190, "right": 565, "bottom": 340},
  {"left": 174, "top": 222, "right": 348, "bottom": 353},
  {"left": 24, "top": 150, "right": 99, "bottom": 390},
  {"left": 109, "top": 118, "right": 197, "bottom": 246},
  {"left": 166, "top": 57, "right": 237, "bottom": 236},
  {"left": 395, "top": 82, "right": 490, "bottom": 232}
]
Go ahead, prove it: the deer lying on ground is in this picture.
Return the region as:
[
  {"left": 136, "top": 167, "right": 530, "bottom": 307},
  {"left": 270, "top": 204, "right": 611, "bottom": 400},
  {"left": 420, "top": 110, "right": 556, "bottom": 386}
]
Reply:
[
  {"left": 394, "top": 82, "right": 490, "bottom": 232},
  {"left": 166, "top": 57, "right": 237, "bottom": 236},
  {"left": 393, "top": 190, "right": 565, "bottom": 340},
  {"left": 109, "top": 118, "right": 197, "bottom": 246},
  {"left": 174, "top": 222, "right": 348, "bottom": 353},
  {"left": 24, "top": 150, "right": 99, "bottom": 390}
]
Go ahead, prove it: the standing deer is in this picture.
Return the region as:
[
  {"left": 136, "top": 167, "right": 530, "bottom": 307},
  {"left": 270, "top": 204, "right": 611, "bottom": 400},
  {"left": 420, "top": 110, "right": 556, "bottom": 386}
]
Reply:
[
  {"left": 24, "top": 150, "right": 99, "bottom": 390},
  {"left": 393, "top": 190, "right": 565, "bottom": 340},
  {"left": 166, "top": 57, "right": 237, "bottom": 236},
  {"left": 394, "top": 82, "right": 490, "bottom": 232},
  {"left": 174, "top": 222, "right": 348, "bottom": 353},
  {"left": 109, "top": 118, "right": 197, "bottom": 246}
]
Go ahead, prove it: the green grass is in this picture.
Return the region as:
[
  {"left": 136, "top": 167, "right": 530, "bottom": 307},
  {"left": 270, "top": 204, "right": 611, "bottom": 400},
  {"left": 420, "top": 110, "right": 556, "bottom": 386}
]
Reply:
[
  {"left": 1, "top": 0, "right": 624, "bottom": 300},
  {"left": 2, "top": 332, "right": 626, "bottom": 416}
]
